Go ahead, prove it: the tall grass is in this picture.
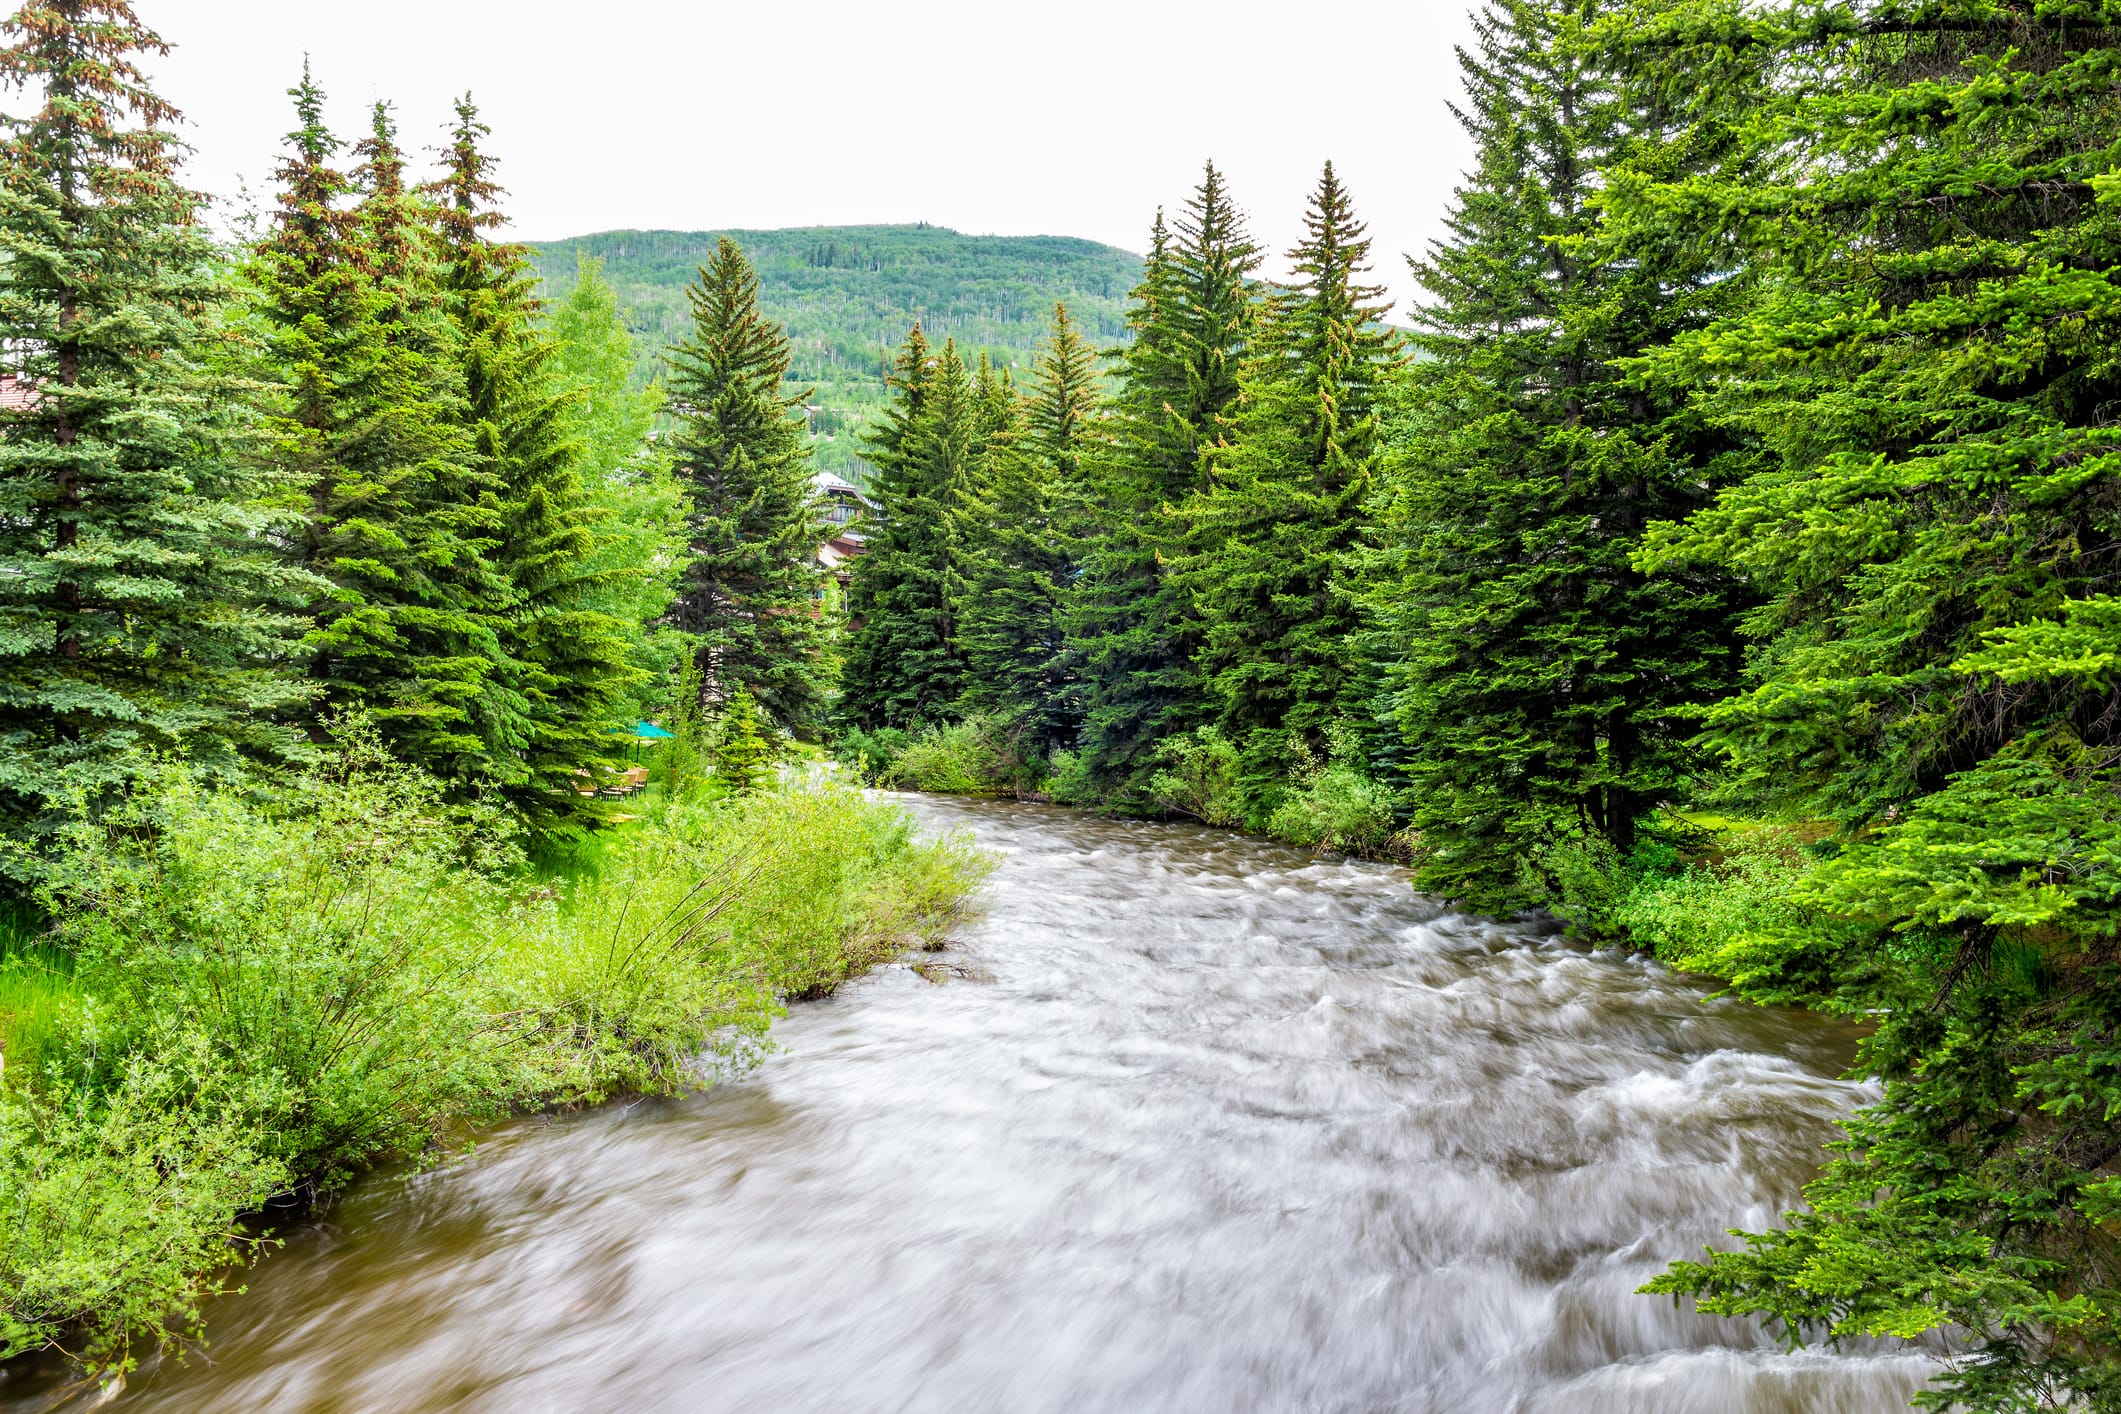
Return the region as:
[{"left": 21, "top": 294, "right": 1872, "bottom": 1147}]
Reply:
[{"left": 0, "top": 737, "right": 992, "bottom": 1375}]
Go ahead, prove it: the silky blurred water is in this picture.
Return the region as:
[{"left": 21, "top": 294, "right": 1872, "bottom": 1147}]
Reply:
[{"left": 11, "top": 797, "right": 1936, "bottom": 1412}]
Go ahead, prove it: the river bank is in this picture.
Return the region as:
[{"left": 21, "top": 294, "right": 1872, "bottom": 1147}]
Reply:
[
  {"left": 0, "top": 759, "right": 991, "bottom": 1396},
  {"left": 20, "top": 796, "right": 1939, "bottom": 1413}
]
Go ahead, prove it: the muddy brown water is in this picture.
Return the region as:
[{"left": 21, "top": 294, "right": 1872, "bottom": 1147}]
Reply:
[{"left": 11, "top": 797, "right": 1937, "bottom": 1412}]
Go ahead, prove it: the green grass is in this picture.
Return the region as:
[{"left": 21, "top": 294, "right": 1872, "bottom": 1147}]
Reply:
[{"left": 0, "top": 906, "right": 79, "bottom": 1092}]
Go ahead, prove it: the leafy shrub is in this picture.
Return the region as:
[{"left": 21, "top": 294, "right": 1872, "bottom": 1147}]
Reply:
[
  {"left": 1266, "top": 763, "right": 1404, "bottom": 858},
  {"left": 852, "top": 716, "right": 1032, "bottom": 796},
  {"left": 1259, "top": 726, "right": 1405, "bottom": 858},
  {"left": 1148, "top": 727, "right": 1242, "bottom": 827},
  {"left": 1041, "top": 750, "right": 1098, "bottom": 808},
  {"left": 835, "top": 726, "right": 910, "bottom": 785},
  {"left": 0, "top": 1036, "right": 288, "bottom": 1371}
]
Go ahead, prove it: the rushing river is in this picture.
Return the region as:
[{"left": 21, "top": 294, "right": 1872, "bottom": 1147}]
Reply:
[{"left": 28, "top": 797, "right": 1937, "bottom": 1412}]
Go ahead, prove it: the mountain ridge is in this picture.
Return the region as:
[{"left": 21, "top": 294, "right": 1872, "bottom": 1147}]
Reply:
[{"left": 531, "top": 224, "right": 1143, "bottom": 478}]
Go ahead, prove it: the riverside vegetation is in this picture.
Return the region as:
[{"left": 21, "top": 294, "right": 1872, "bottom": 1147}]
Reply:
[
  {"left": 1, "top": 0, "right": 2118, "bottom": 1408},
  {"left": 0, "top": 0, "right": 990, "bottom": 1387}
]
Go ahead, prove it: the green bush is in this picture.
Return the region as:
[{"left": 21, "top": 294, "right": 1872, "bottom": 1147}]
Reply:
[
  {"left": 0, "top": 1038, "right": 288, "bottom": 1373},
  {"left": 835, "top": 726, "right": 910, "bottom": 785},
  {"left": 1257, "top": 726, "right": 1405, "bottom": 858},
  {"left": 845, "top": 716, "right": 1031, "bottom": 796},
  {"left": 1147, "top": 727, "right": 1242, "bottom": 827},
  {"left": 1265, "top": 762, "right": 1403, "bottom": 858},
  {"left": 45, "top": 749, "right": 522, "bottom": 1191}
]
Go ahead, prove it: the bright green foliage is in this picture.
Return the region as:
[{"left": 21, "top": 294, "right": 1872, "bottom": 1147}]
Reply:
[
  {"left": 433, "top": 97, "right": 638, "bottom": 836},
  {"left": 665, "top": 237, "right": 831, "bottom": 734},
  {"left": 1605, "top": 1, "right": 2121, "bottom": 1402},
  {"left": 710, "top": 687, "right": 774, "bottom": 796},
  {"left": 247, "top": 79, "right": 510, "bottom": 782},
  {"left": 1069, "top": 164, "right": 1261, "bottom": 799},
  {"left": 1182, "top": 162, "right": 1397, "bottom": 823},
  {"left": 1373, "top": 1, "right": 1743, "bottom": 911},
  {"left": 0, "top": 1, "right": 312, "bottom": 870},
  {"left": 543, "top": 255, "right": 687, "bottom": 725},
  {"left": 839, "top": 330, "right": 983, "bottom": 730},
  {"left": 957, "top": 304, "right": 1097, "bottom": 756},
  {"left": 1146, "top": 726, "right": 1241, "bottom": 828}
]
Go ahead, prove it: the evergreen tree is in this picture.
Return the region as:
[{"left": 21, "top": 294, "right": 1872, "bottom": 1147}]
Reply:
[
  {"left": 1181, "top": 162, "right": 1398, "bottom": 823},
  {"left": 1373, "top": 1, "right": 1743, "bottom": 910},
  {"left": 839, "top": 330, "right": 978, "bottom": 731},
  {"left": 710, "top": 686, "right": 773, "bottom": 796},
  {"left": 958, "top": 303, "right": 1098, "bottom": 755},
  {"left": 664, "top": 236, "right": 830, "bottom": 734},
  {"left": 546, "top": 254, "right": 687, "bottom": 726},
  {"left": 0, "top": 0, "right": 311, "bottom": 867},
  {"left": 432, "top": 96, "right": 637, "bottom": 834},
  {"left": 1603, "top": 2, "right": 2121, "bottom": 1401},
  {"left": 1069, "top": 163, "right": 1261, "bottom": 799},
  {"left": 249, "top": 76, "right": 509, "bottom": 782}
]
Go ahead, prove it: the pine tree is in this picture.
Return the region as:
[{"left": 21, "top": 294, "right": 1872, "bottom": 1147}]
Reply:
[
  {"left": 0, "top": 0, "right": 311, "bottom": 867},
  {"left": 958, "top": 303, "right": 1097, "bottom": 755},
  {"left": 664, "top": 236, "right": 830, "bottom": 734},
  {"left": 546, "top": 254, "right": 687, "bottom": 726},
  {"left": 432, "top": 96, "right": 637, "bottom": 834},
  {"left": 710, "top": 686, "right": 773, "bottom": 797},
  {"left": 1181, "top": 162, "right": 1398, "bottom": 824},
  {"left": 838, "top": 330, "right": 978, "bottom": 731},
  {"left": 1605, "top": 1, "right": 2121, "bottom": 1400},
  {"left": 1069, "top": 163, "right": 1261, "bottom": 799},
  {"left": 248, "top": 75, "right": 509, "bottom": 782},
  {"left": 1373, "top": 1, "right": 1743, "bottom": 910}
]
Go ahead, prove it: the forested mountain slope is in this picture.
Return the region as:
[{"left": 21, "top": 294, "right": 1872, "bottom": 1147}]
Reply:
[{"left": 530, "top": 225, "right": 1141, "bottom": 478}]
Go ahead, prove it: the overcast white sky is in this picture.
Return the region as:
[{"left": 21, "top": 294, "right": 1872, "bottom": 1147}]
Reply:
[{"left": 140, "top": 0, "right": 1480, "bottom": 318}]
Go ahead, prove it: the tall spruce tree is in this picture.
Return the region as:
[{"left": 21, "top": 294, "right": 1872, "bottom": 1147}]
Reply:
[
  {"left": 1069, "top": 163, "right": 1260, "bottom": 798},
  {"left": 957, "top": 303, "right": 1097, "bottom": 755},
  {"left": 249, "top": 76, "right": 509, "bottom": 782},
  {"left": 1181, "top": 162, "right": 1398, "bottom": 823},
  {"left": 1373, "top": 0, "right": 1743, "bottom": 911},
  {"left": 1604, "top": 2, "right": 2121, "bottom": 1401},
  {"left": 432, "top": 96, "right": 636, "bottom": 833},
  {"left": 665, "top": 236, "right": 830, "bottom": 733},
  {"left": 0, "top": 0, "right": 311, "bottom": 868},
  {"left": 547, "top": 254, "right": 687, "bottom": 725},
  {"left": 839, "top": 331, "right": 979, "bottom": 731}
]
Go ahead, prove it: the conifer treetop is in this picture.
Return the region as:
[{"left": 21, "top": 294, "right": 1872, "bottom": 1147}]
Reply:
[{"left": 0, "top": 0, "right": 179, "bottom": 195}]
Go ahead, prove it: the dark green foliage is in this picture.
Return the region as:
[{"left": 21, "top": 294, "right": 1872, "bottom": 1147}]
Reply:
[
  {"left": 433, "top": 97, "right": 638, "bottom": 836},
  {"left": 1601, "top": 0, "right": 2121, "bottom": 1402},
  {"left": 957, "top": 303, "right": 1097, "bottom": 756},
  {"left": 665, "top": 237, "right": 831, "bottom": 734},
  {"left": 1070, "top": 165, "right": 1261, "bottom": 799},
  {"left": 0, "top": 0, "right": 312, "bottom": 870},
  {"left": 838, "top": 330, "right": 982, "bottom": 731},
  {"left": 248, "top": 78, "right": 511, "bottom": 782},
  {"left": 1184, "top": 163, "right": 1397, "bottom": 823},
  {"left": 529, "top": 225, "right": 1140, "bottom": 480},
  {"left": 1373, "top": 1, "right": 1742, "bottom": 911}
]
